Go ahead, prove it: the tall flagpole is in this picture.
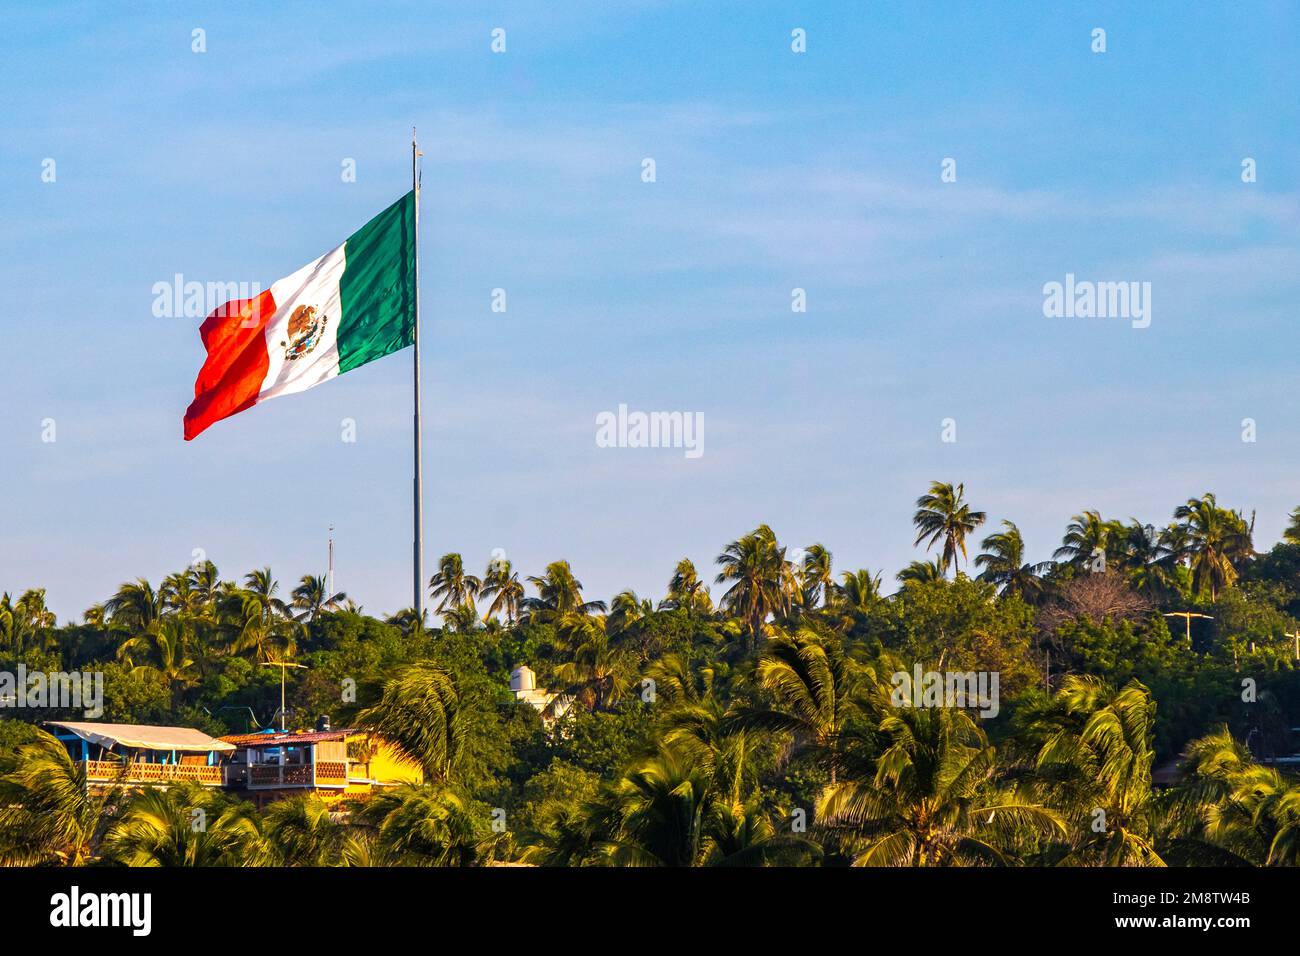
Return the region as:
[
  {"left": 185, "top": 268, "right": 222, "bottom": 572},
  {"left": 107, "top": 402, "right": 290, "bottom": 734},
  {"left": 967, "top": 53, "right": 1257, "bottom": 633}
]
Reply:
[{"left": 412, "top": 129, "right": 424, "bottom": 622}]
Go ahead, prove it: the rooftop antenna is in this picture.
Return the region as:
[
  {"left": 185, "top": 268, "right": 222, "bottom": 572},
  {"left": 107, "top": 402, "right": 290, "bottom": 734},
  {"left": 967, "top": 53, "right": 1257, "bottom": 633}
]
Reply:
[{"left": 327, "top": 523, "right": 335, "bottom": 603}]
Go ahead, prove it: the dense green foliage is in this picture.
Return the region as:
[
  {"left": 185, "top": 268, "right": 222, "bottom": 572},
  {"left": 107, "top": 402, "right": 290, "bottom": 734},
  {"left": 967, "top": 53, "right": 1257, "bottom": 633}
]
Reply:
[{"left": 5, "top": 486, "right": 1300, "bottom": 866}]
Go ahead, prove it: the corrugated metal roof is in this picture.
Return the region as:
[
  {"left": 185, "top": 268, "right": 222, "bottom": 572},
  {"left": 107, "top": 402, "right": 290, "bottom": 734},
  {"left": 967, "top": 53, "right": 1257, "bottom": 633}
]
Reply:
[{"left": 221, "top": 729, "right": 358, "bottom": 748}]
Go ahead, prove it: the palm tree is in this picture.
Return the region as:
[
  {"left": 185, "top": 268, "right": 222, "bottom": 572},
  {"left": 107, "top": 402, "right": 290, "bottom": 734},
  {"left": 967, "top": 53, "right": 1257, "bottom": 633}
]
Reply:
[
  {"left": 357, "top": 662, "right": 462, "bottom": 782},
  {"left": 912, "top": 481, "right": 986, "bottom": 576},
  {"left": 117, "top": 616, "right": 201, "bottom": 708},
  {"left": 594, "top": 746, "right": 819, "bottom": 867},
  {"left": 189, "top": 560, "right": 223, "bottom": 616},
  {"left": 351, "top": 784, "right": 494, "bottom": 866},
  {"left": 975, "top": 520, "right": 1050, "bottom": 599},
  {"left": 1284, "top": 507, "right": 1300, "bottom": 546},
  {"left": 1173, "top": 494, "right": 1253, "bottom": 601},
  {"left": 553, "top": 616, "right": 631, "bottom": 711},
  {"left": 428, "top": 552, "right": 482, "bottom": 614},
  {"left": 13, "top": 588, "right": 55, "bottom": 631},
  {"left": 818, "top": 702, "right": 1064, "bottom": 865},
  {"left": 662, "top": 558, "right": 712, "bottom": 614},
  {"left": 231, "top": 594, "right": 301, "bottom": 663},
  {"left": 731, "top": 631, "right": 858, "bottom": 783},
  {"left": 715, "top": 525, "right": 796, "bottom": 645},
  {"left": 104, "top": 785, "right": 265, "bottom": 866},
  {"left": 1115, "top": 520, "right": 1177, "bottom": 598},
  {"left": 0, "top": 730, "right": 124, "bottom": 865},
  {"left": 896, "top": 558, "right": 945, "bottom": 588},
  {"left": 834, "top": 569, "right": 882, "bottom": 614},
  {"left": 607, "top": 590, "right": 654, "bottom": 638},
  {"left": 442, "top": 602, "right": 481, "bottom": 634},
  {"left": 480, "top": 558, "right": 525, "bottom": 624},
  {"left": 0, "top": 593, "right": 25, "bottom": 652},
  {"left": 1170, "top": 726, "right": 1300, "bottom": 866},
  {"left": 798, "top": 544, "right": 835, "bottom": 609},
  {"left": 1053, "top": 511, "right": 1122, "bottom": 569},
  {"left": 262, "top": 795, "right": 343, "bottom": 865},
  {"left": 1030, "top": 676, "right": 1163, "bottom": 865},
  {"left": 103, "top": 578, "right": 164, "bottom": 632},
  {"left": 521, "top": 561, "right": 606, "bottom": 623},
  {"left": 160, "top": 570, "right": 201, "bottom": 616},
  {"left": 385, "top": 606, "right": 426, "bottom": 637},
  {"left": 243, "top": 567, "right": 290, "bottom": 624},
  {"left": 291, "top": 574, "right": 346, "bottom": 621}
]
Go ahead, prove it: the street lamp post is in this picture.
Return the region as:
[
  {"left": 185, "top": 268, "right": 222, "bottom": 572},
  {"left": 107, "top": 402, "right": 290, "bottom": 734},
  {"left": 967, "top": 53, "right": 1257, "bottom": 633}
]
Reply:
[{"left": 260, "top": 660, "right": 307, "bottom": 732}]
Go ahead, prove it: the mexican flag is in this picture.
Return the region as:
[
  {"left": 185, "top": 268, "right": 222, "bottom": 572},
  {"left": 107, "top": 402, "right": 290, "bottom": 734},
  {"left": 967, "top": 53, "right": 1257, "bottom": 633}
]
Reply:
[{"left": 184, "top": 191, "right": 415, "bottom": 440}]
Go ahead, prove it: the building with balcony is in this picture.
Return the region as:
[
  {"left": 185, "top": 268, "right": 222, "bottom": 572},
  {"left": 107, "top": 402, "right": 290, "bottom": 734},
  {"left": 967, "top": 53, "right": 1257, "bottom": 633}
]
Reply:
[
  {"left": 219, "top": 726, "right": 422, "bottom": 807},
  {"left": 47, "top": 720, "right": 234, "bottom": 790}
]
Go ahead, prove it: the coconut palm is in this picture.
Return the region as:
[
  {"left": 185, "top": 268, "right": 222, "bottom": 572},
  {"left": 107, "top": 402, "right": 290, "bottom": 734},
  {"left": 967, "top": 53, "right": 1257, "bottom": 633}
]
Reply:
[
  {"left": 428, "top": 552, "right": 482, "bottom": 613},
  {"left": 0, "top": 593, "right": 24, "bottom": 652},
  {"left": 896, "top": 558, "right": 945, "bottom": 588},
  {"left": 385, "top": 606, "right": 426, "bottom": 637},
  {"left": 1284, "top": 508, "right": 1300, "bottom": 546},
  {"left": 117, "top": 616, "right": 201, "bottom": 707},
  {"left": 1029, "top": 676, "right": 1163, "bottom": 865},
  {"left": 715, "top": 525, "right": 796, "bottom": 644},
  {"left": 912, "top": 481, "right": 986, "bottom": 576},
  {"left": 352, "top": 784, "right": 494, "bottom": 866},
  {"left": 1053, "top": 511, "right": 1122, "bottom": 570},
  {"left": 189, "top": 560, "right": 223, "bottom": 616},
  {"left": 291, "top": 574, "right": 346, "bottom": 621},
  {"left": 442, "top": 602, "right": 482, "bottom": 634},
  {"left": 553, "top": 616, "right": 632, "bottom": 711},
  {"left": 242, "top": 567, "right": 290, "bottom": 624},
  {"left": 607, "top": 590, "right": 654, "bottom": 638},
  {"left": 818, "top": 701, "right": 1064, "bottom": 866},
  {"left": 799, "top": 544, "right": 835, "bottom": 609},
  {"left": 1115, "top": 520, "right": 1178, "bottom": 598},
  {"left": 730, "top": 631, "right": 858, "bottom": 783},
  {"left": 262, "top": 795, "right": 343, "bottom": 865},
  {"left": 1172, "top": 494, "right": 1253, "bottom": 601},
  {"left": 480, "top": 558, "right": 525, "bottom": 624},
  {"left": 598, "top": 746, "right": 818, "bottom": 867},
  {"left": 834, "top": 569, "right": 883, "bottom": 615},
  {"left": 104, "top": 578, "right": 164, "bottom": 632},
  {"left": 103, "top": 784, "right": 265, "bottom": 866},
  {"left": 663, "top": 558, "right": 713, "bottom": 614},
  {"left": 13, "top": 588, "right": 55, "bottom": 631},
  {"left": 160, "top": 570, "right": 202, "bottom": 617},
  {"left": 357, "top": 662, "right": 462, "bottom": 782},
  {"left": 521, "top": 560, "right": 606, "bottom": 623},
  {"left": 0, "top": 730, "right": 124, "bottom": 865},
  {"left": 975, "top": 520, "right": 1051, "bottom": 599},
  {"left": 231, "top": 594, "right": 301, "bottom": 663}
]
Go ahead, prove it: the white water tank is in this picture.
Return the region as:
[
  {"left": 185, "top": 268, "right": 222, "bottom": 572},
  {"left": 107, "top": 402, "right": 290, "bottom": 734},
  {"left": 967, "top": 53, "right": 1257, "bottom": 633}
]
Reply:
[{"left": 510, "top": 665, "right": 536, "bottom": 693}]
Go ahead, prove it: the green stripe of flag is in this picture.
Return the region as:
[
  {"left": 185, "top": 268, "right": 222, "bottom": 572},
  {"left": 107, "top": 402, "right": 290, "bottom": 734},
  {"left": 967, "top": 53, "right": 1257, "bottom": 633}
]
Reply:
[{"left": 337, "top": 190, "right": 416, "bottom": 374}]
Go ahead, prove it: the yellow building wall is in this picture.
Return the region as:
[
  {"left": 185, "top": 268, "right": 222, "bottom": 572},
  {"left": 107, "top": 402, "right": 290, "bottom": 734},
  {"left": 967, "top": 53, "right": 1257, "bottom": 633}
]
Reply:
[
  {"left": 338, "top": 736, "right": 423, "bottom": 798},
  {"left": 367, "top": 741, "right": 424, "bottom": 786}
]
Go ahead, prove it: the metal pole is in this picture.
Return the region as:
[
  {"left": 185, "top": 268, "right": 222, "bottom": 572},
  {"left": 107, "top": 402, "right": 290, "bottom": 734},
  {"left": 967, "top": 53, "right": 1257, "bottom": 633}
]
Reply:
[{"left": 412, "top": 129, "right": 424, "bottom": 621}]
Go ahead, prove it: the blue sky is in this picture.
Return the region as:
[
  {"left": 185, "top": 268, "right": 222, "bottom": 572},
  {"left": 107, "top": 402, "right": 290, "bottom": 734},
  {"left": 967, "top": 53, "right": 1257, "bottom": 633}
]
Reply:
[{"left": 2, "top": 1, "right": 1297, "bottom": 622}]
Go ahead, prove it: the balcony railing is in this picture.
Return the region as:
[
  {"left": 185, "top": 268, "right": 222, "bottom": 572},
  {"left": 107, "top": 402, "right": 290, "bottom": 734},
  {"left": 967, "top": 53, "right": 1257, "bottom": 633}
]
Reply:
[
  {"left": 246, "top": 762, "right": 349, "bottom": 789},
  {"left": 84, "top": 759, "right": 223, "bottom": 786}
]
